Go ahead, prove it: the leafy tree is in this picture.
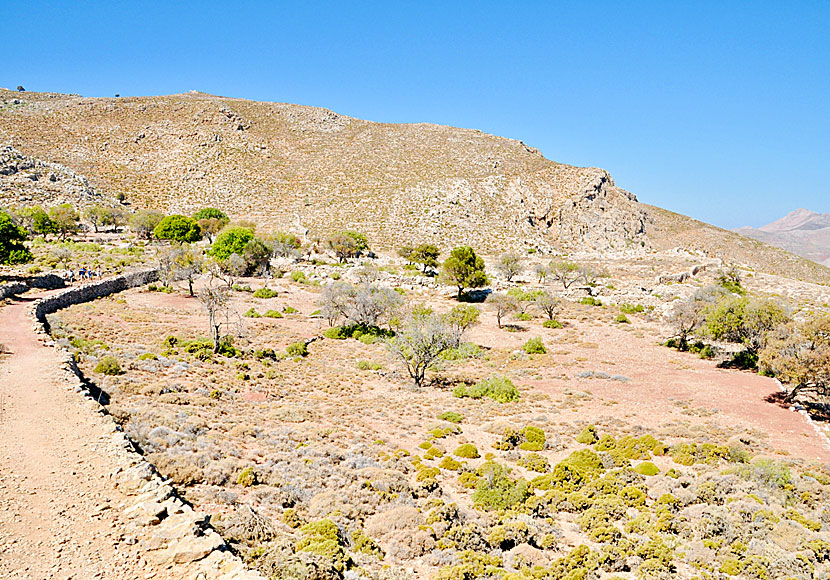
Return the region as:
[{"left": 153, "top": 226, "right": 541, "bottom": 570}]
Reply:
[
  {"left": 242, "top": 237, "right": 272, "bottom": 276},
  {"left": 210, "top": 227, "right": 255, "bottom": 260},
  {"left": 534, "top": 292, "right": 562, "bottom": 321},
  {"left": 327, "top": 230, "right": 369, "bottom": 262},
  {"left": 666, "top": 297, "right": 707, "bottom": 351},
  {"left": 549, "top": 260, "right": 583, "bottom": 290},
  {"left": 496, "top": 252, "right": 523, "bottom": 282},
  {"left": 85, "top": 205, "right": 123, "bottom": 233},
  {"left": 197, "top": 284, "right": 237, "bottom": 353},
  {"left": 533, "top": 263, "right": 550, "bottom": 283},
  {"left": 441, "top": 246, "right": 488, "bottom": 300},
  {"left": 444, "top": 304, "right": 481, "bottom": 334},
  {"left": 169, "top": 244, "right": 204, "bottom": 296},
  {"left": 486, "top": 293, "right": 519, "bottom": 328},
  {"left": 272, "top": 231, "right": 302, "bottom": 258},
  {"left": 320, "top": 281, "right": 403, "bottom": 328},
  {"left": 0, "top": 210, "right": 32, "bottom": 265},
  {"left": 760, "top": 314, "right": 830, "bottom": 403},
  {"left": 410, "top": 243, "right": 440, "bottom": 274},
  {"left": 48, "top": 204, "right": 80, "bottom": 240},
  {"left": 193, "top": 208, "right": 230, "bottom": 242},
  {"left": 154, "top": 215, "right": 202, "bottom": 243},
  {"left": 385, "top": 307, "right": 463, "bottom": 388},
  {"left": 702, "top": 295, "right": 789, "bottom": 357},
  {"left": 129, "top": 210, "right": 164, "bottom": 240}
]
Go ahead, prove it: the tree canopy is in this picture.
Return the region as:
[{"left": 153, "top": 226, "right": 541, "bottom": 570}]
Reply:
[
  {"left": 0, "top": 210, "right": 32, "bottom": 265},
  {"left": 154, "top": 215, "right": 203, "bottom": 243},
  {"left": 210, "top": 227, "right": 255, "bottom": 260},
  {"left": 441, "top": 246, "right": 488, "bottom": 300}
]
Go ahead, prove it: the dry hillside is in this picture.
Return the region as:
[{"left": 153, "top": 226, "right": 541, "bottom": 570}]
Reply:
[{"left": 1, "top": 88, "right": 828, "bottom": 283}]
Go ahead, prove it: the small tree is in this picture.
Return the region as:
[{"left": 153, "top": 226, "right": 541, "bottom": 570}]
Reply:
[
  {"left": 534, "top": 292, "right": 562, "bottom": 321},
  {"left": 486, "top": 293, "right": 519, "bottom": 329},
  {"left": 242, "top": 237, "right": 272, "bottom": 277},
  {"left": 154, "top": 215, "right": 202, "bottom": 243},
  {"left": 193, "top": 208, "right": 229, "bottom": 242},
  {"left": 130, "top": 210, "right": 164, "bottom": 240},
  {"left": 0, "top": 210, "right": 32, "bottom": 265},
  {"left": 49, "top": 204, "right": 80, "bottom": 240},
  {"left": 666, "top": 297, "right": 706, "bottom": 351},
  {"left": 549, "top": 260, "right": 583, "bottom": 290},
  {"left": 702, "top": 295, "right": 789, "bottom": 358},
  {"left": 444, "top": 304, "right": 481, "bottom": 334},
  {"left": 533, "top": 263, "right": 550, "bottom": 283},
  {"left": 272, "top": 231, "right": 302, "bottom": 259},
  {"left": 211, "top": 227, "right": 255, "bottom": 260},
  {"left": 197, "top": 283, "right": 236, "bottom": 353},
  {"left": 441, "top": 246, "right": 488, "bottom": 300},
  {"left": 496, "top": 252, "right": 523, "bottom": 282},
  {"left": 411, "top": 244, "right": 441, "bottom": 274},
  {"left": 320, "top": 281, "right": 403, "bottom": 328},
  {"left": 760, "top": 314, "right": 830, "bottom": 403},
  {"left": 174, "top": 244, "right": 204, "bottom": 296},
  {"left": 385, "top": 307, "right": 463, "bottom": 388},
  {"left": 327, "top": 230, "right": 368, "bottom": 262},
  {"left": 397, "top": 245, "right": 414, "bottom": 263},
  {"left": 85, "top": 205, "right": 107, "bottom": 233}
]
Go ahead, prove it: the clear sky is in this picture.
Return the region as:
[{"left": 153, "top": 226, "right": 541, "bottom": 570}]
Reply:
[{"left": 2, "top": 1, "right": 827, "bottom": 229}]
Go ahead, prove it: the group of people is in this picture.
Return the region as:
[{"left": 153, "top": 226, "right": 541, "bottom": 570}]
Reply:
[{"left": 64, "top": 266, "right": 102, "bottom": 284}]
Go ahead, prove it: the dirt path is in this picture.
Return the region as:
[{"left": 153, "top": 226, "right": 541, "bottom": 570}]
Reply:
[{"left": 0, "top": 294, "right": 203, "bottom": 579}]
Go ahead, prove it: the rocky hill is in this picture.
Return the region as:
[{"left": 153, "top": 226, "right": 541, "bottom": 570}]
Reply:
[
  {"left": 1, "top": 88, "right": 828, "bottom": 283},
  {"left": 735, "top": 209, "right": 830, "bottom": 267}
]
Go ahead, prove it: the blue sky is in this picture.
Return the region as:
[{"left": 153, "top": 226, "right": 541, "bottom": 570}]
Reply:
[{"left": 2, "top": 1, "right": 827, "bottom": 229}]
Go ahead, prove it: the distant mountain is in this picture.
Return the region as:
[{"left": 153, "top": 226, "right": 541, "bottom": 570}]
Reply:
[{"left": 735, "top": 209, "right": 830, "bottom": 266}]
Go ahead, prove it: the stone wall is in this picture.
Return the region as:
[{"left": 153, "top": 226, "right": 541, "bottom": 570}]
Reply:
[
  {"left": 33, "top": 269, "right": 158, "bottom": 321},
  {"left": 0, "top": 272, "right": 66, "bottom": 301},
  {"left": 28, "top": 271, "right": 264, "bottom": 579}
]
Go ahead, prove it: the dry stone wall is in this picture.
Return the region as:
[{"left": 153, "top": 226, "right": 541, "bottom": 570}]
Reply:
[{"left": 29, "top": 270, "right": 264, "bottom": 579}]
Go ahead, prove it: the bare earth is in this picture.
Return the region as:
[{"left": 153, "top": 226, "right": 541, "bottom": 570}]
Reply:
[{"left": 0, "top": 293, "right": 201, "bottom": 580}]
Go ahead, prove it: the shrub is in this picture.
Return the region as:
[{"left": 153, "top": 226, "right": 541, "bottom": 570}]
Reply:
[
  {"left": 94, "top": 356, "right": 123, "bottom": 376},
  {"left": 472, "top": 462, "right": 531, "bottom": 511},
  {"left": 137, "top": 352, "right": 158, "bottom": 361},
  {"left": 576, "top": 425, "right": 599, "bottom": 445},
  {"left": 517, "top": 453, "right": 550, "bottom": 473},
  {"left": 0, "top": 210, "right": 32, "bottom": 265},
  {"left": 454, "top": 444, "right": 480, "bottom": 459},
  {"left": 440, "top": 342, "right": 483, "bottom": 361},
  {"left": 620, "top": 303, "right": 645, "bottom": 314},
  {"left": 154, "top": 215, "right": 202, "bottom": 243},
  {"left": 579, "top": 297, "right": 602, "bottom": 307},
  {"left": 542, "top": 319, "right": 563, "bottom": 329},
  {"left": 523, "top": 337, "right": 546, "bottom": 354},
  {"left": 286, "top": 341, "right": 308, "bottom": 357},
  {"left": 264, "top": 310, "right": 283, "bottom": 318},
  {"left": 615, "top": 314, "right": 630, "bottom": 324},
  {"left": 210, "top": 227, "right": 254, "bottom": 260},
  {"left": 439, "top": 411, "right": 463, "bottom": 424},
  {"left": 519, "top": 426, "right": 546, "bottom": 451},
  {"left": 439, "top": 456, "right": 462, "bottom": 471},
  {"left": 356, "top": 360, "right": 383, "bottom": 371},
  {"left": 290, "top": 270, "right": 306, "bottom": 283},
  {"left": 243, "top": 308, "right": 261, "bottom": 318},
  {"left": 634, "top": 462, "right": 660, "bottom": 476},
  {"left": 283, "top": 306, "right": 298, "bottom": 314},
  {"left": 252, "top": 287, "right": 278, "bottom": 299},
  {"left": 236, "top": 466, "right": 258, "bottom": 487},
  {"left": 454, "top": 375, "right": 519, "bottom": 403}
]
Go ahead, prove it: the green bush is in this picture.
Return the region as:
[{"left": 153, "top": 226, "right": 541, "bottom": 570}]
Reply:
[
  {"left": 517, "top": 453, "right": 550, "bottom": 473},
  {"left": 576, "top": 425, "right": 599, "bottom": 445},
  {"left": 519, "top": 425, "right": 546, "bottom": 451},
  {"left": 439, "top": 456, "right": 462, "bottom": 471},
  {"left": 453, "top": 375, "right": 519, "bottom": 403},
  {"left": 472, "top": 462, "right": 530, "bottom": 511},
  {"left": 286, "top": 341, "right": 308, "bottom": 357},
  {"left": 210, "top": 227, "right": 254, "bottom": 260},
  {"left": 252, "top": 287, "right": 278, "bottom": 298},
  {"left": 542, "top": 319, "right": 563, "bottom": 329},
  {"left": 615, "top": 314, "right": 630, "bottom": 324},
  {"left": 439, "top": 411, "right": 463, "bottom": 424},
  {"left": 579, "top": 296, "right": 602, "bottom": 306},
  {"left": 356, "top": 360, "right": 383, "bottom": 371},
  {"left": 283, "top": 306, "right": 299, "bottom": 314},
  {"left": 264, "top": 309, "right": 283, "bottom": 318},
  {"left": 440, "top": 342, "right": 483, "bottom": 361},
  {"left": 236, "top": 466, "right": 258, "bottom": 487},
  {"left": 137, "top": 352, "right": 158, "bottom": 361},
  {"left": 634, "top": 462, "right": 660, "bottom": 476},
  {"left": 290, "top": 270, "right": 306, "bottom": 283},
  {"left": 620, "top": 303, "right": 645, "bottom": 314},
  {"left": 522, "top": 337, "right": 546, "bottom": 354},
  {"left": 94, "top": 356, "right": 123, "bottom": 375},
  {"left": 154, "top": 214, "right": 202, "bottom": 243},
  {"left": 243, "top": 308, "right": 261, "bottom": 318},
  {"left": 454, "top": 443, "right": 480, "bottom": 459}
]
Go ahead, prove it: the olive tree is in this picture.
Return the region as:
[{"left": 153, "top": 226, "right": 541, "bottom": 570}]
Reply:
[
  {"left": 320, "top": 281, "right": 403, "bottom": 328},
  {"left": 760, "top": 314, "right": 830, "bottom": 403},
  {"left": 486, "top": 293, "right": 519, "bottom": 329},
  {"left": 496, "top": 252, "right": 523, "bottom": 282},
  {"left": 702, "top": 295, "right": 789, "bottom": 357},
  {"left": 327, "top": 230, "right": 369, "bottom": 263},
  {"left": 548, "top": 260, "right": 583, "bottom": 290},
  {"left": 385, "top": 307, "right": 463, "bottom": 388},
  {"left": 197, "top": 283, "right": 237, "bottom": 353},
  {"left": 534, "top": 291, "right": 562, "bottom": 321},
  {"left": 130, "top": 210, "right": 164, "bottom": 240},
  {"left": 49, "top": 204, "right": 80, "bottom": 240},
  {"left": 410, "top": 243, "right": 441, "bottom": 274}
]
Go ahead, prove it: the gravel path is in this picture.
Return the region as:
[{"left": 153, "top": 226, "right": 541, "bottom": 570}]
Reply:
[{"left": 0, "top": 294, "right": 202, "bottom": 579}]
